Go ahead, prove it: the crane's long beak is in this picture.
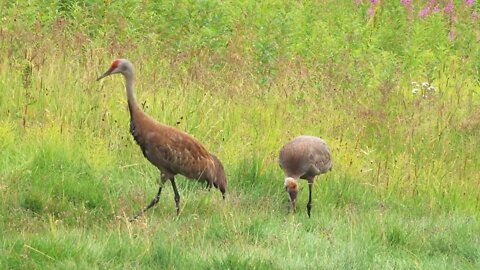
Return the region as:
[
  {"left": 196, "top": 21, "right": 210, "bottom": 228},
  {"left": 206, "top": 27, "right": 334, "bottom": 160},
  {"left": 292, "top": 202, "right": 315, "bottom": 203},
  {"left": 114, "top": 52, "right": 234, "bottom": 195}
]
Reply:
[
  {"left": 96, "top": 69, "right": 112, "bottom": 81},
  {"left": 288, "top": 190, "right": 297, "bottom": 213},
  {"left": 285, "top": 178, "right": 298, "bottom": 213}
]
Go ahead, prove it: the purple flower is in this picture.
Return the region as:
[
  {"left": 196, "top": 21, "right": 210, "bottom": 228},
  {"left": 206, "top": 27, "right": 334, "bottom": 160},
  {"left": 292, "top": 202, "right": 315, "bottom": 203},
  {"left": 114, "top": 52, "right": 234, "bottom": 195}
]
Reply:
[
  {"left": 448, "top": 30, "right": 455, "bottom": 41},
  {"left": 418, "top": 0, "right": 440, "bottom": 18},
  {"left": 419, "top": 7, "right": 430, "bottom": 17},
  {"left": 444, "top": 1, "right": 454, "bottom": 14},
  {"left": 401, "top": 0, "right": 413, "bottom": 20},
  {"left": 465, "top": 0, "right": 474, "bottom": 7},
  {"left": 473, "top": 10, "right": 479, "bottom": 20},
  {"left": 367, "top": 7, "right": 374, "bottom": 16},
  {"left": 367, "top": 0, "right": 379, "bottom": 17}
]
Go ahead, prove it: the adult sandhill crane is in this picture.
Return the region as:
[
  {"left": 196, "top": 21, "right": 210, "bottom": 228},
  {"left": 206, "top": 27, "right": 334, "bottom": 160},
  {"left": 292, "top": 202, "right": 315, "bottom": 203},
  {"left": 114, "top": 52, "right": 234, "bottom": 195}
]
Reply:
[
  {"left": 97, "top": 59, "right": 227, "bottom": 221},
  {"left": 279, "top": 135, "right": 332, "bottom": 217}
]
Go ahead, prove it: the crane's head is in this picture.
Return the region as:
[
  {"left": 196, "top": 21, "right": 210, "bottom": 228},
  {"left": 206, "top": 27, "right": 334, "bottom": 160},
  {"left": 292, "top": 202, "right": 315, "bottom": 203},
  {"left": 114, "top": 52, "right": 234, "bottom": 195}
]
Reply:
[
  {"left": 211, "top": 154, "right": 227, "bottom": 199},
  {"left": 284, "top": 177, "right": 298, "bottom": 212},
  {"left": 97, "top": 59, "right": 132, "bottom": 81}
]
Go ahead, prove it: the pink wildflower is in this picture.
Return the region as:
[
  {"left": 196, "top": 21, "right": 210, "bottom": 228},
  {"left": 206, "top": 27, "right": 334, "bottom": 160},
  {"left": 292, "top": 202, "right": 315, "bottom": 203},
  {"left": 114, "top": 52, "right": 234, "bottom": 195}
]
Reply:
[
  {"left": 401, "top": 0, "right": 413, "bottom": 20},
  {"left": 448, "top": 30, "right": 455, "bottom": 41},
  {"left": 368, "top": 7, "right": 374, "bottom": 16},
  {"left": 473, "top": 10, "right": 479, "bottom": 20},
  {"left": 444, "top": 1, "right": 454, "bottom": 14},
  {"left": 465, "top": 0, "right": 474, "bottom": 7},
  {"left": 418, "top": 0, "right": 439, "bottom": 18},
  {"left": 419, "top": 7, "right": 430, "bottom": 17},
  {"left": 367, "top": 0, "right": 378, "bottom": 17}
]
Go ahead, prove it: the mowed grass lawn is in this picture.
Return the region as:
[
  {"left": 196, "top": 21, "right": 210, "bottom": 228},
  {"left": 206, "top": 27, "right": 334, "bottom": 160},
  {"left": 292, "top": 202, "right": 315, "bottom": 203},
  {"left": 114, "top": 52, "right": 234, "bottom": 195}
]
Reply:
[{"left": 1, "top": 0, "right": 479, "bottom": 269}]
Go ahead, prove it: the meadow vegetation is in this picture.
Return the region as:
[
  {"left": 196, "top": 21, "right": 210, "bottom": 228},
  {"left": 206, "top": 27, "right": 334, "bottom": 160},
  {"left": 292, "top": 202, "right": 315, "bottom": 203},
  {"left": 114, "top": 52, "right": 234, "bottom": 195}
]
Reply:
[{"left": 1, "top": 0, "right": 479, "bottom": 268}]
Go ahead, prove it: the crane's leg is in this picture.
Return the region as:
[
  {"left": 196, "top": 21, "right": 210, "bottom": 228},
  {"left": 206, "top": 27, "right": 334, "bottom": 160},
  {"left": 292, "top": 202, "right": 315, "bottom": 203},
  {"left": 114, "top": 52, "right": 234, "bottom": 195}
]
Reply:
[
  {"left": 307, "top": 181, "right": 314, "bottom": 218},
  {"left": 130, "top": 173, "right": 170, "bottom": 222},
  {"left": 207, "top": 178, "right": 213, "bottom": 190},
  {"left": 205, "top": 180, "right": 212, "bottom": 190},
  {"left": 129, "top": 185, "right": 163, "bottom": 222},
  {"left": 170, "top": 177, "right": 181, "bottom": 216}
]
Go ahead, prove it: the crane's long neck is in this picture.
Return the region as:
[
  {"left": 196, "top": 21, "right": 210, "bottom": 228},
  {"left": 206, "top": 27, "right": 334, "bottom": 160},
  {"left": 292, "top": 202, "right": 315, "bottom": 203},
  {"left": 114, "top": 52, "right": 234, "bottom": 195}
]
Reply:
[{"left": 123, "top": 69, "right": 139, "bottom": 116}]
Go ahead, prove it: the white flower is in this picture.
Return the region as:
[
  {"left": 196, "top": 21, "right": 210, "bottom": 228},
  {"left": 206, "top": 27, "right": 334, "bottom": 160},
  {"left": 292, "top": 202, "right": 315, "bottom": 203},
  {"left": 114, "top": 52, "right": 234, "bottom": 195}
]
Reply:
[{"left": 412, "top": 88, "right": 419, "bottom": 94}]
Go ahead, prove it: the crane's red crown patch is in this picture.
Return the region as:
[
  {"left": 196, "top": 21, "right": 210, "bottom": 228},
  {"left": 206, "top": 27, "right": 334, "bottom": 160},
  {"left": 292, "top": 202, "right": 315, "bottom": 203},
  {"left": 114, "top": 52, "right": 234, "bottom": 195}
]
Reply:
[{"left": 111, "top": 59, "right": 121, "bottom": 69}]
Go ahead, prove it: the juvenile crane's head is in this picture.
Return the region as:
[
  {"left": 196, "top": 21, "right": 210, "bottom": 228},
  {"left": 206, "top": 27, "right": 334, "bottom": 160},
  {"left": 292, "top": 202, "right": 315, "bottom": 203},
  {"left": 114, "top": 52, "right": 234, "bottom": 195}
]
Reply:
[
  {"left": 97, "top": 59, "right": 133, "bottom": 80},
  {"left": 284, "top": 177, "right": 298, "bottom": 212}
]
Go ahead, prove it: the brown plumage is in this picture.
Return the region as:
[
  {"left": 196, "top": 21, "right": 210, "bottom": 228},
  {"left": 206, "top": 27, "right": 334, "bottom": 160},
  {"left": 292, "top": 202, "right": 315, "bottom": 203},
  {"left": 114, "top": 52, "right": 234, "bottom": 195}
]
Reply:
[
  {"left": 97, "top": 59, "right": 227, "bottom": 220},
  {"left": 279, "top": 135, "right": 332, "bottom": 217}
]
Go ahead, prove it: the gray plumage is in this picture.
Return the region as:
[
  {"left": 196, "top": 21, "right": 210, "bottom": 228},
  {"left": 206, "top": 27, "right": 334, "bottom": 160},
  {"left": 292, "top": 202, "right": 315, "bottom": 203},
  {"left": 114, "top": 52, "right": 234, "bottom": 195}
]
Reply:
[
  {"left": 97, "top": 59, "right": 227, "bottom": 221},
  {"left": 279, "top": 135, "right": 332, "bottom": 217}
]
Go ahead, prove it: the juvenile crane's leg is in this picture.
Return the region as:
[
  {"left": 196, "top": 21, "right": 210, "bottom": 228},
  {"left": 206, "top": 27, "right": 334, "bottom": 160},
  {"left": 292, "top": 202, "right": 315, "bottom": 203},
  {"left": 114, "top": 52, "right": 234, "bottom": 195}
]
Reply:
[
  {"left": 307, "top": 181, "right": 314, "bottom": 218},
  {"left": 170, "top": 177, "right": 181, "bottom": 215},
  {"left": 207, "top": 178, "right": 213, "bottom": 190},
  {"left": 129, "top": 185, "right": 163, "bottom": 222},
  {"left": 204, "top": 181, "right": 211, "bottom": 190}
]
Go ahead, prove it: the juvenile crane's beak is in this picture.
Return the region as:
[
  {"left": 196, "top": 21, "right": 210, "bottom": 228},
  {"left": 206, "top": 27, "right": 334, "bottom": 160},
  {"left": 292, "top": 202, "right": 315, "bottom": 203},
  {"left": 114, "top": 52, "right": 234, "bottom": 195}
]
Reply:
[
  {"left": 288, "top": 189, "right": 297, "bottom": 212},
  {"left": 96, "top": 68, "right": 113, "bottom": 81}
]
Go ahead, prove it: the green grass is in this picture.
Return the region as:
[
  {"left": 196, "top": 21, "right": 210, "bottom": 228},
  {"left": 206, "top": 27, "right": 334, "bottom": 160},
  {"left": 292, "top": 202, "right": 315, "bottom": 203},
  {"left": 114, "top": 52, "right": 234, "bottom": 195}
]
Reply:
[{"left": 1, "top": 0, "right": 480, "bottom": 269}]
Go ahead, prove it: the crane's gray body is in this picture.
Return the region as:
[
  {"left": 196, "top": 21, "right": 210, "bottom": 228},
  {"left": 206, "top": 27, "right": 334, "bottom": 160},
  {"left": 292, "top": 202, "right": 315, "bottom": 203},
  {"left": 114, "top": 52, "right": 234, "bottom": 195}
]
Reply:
[
  {"left": 97, "top": 59, "right": 226, "bottom": 221},
  {"left": 279, "top": 135, "right": 332, "bottom": 181}
]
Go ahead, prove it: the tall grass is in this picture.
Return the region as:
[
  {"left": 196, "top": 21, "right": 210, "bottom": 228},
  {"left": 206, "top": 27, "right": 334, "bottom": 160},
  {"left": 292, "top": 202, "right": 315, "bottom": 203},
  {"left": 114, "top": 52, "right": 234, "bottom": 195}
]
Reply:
[{"left": 1, "top": 0, "right": 479, "bottom": 268}]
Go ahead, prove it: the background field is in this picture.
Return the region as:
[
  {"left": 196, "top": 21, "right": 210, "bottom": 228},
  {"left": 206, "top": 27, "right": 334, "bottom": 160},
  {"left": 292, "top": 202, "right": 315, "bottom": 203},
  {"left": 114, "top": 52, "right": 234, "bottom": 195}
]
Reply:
[{"left": 1, "top": 0, "right": 480, "bottom": 269}]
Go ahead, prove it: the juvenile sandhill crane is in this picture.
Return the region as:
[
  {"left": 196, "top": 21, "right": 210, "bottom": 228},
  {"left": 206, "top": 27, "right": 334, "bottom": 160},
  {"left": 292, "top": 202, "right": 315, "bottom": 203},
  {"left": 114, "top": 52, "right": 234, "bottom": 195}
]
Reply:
[
  {"left": 279, "top": 135, "right": 332, "bottom": 217},
  {"left": 97, "top": 59, "right": 227, "bottom": 221}
]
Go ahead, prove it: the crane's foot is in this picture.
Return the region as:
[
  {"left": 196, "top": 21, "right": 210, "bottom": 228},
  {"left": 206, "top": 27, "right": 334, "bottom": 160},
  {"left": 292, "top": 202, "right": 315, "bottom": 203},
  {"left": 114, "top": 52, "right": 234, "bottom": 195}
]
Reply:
[
  {"left": 307, "top": 203, "right": 312, "bottom": 218},
  {"left": 129, "top": 194, "right": 161, "bottom": 222},
  {"left": 129, "top": 212, "right": 143, "bottom": 222},
  {"left": 287, "top": 206, "right": 297, "bottom": 214},
  {"left": 175, "top": 199, "right": 180, "bottom": 216},
  {"left": 207, "top": 181, "right": 213, "bottom": 191},
  {"left": 129, "top": 215, "right": 140, "bottom": 222}
]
